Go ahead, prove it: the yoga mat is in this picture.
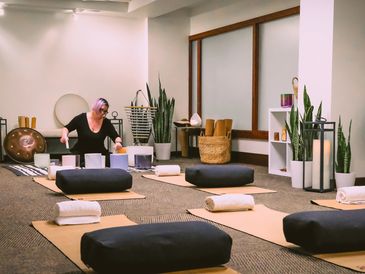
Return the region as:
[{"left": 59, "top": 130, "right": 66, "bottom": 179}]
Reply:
[
  {"left": 32, "top": 215, "right": 238, "bottom": 274},
  {"left": 32, "top": 215, "right": 136, "bottom": 273},
  {"left": 311, "top": 199, "right": 365, "bottom": 210},
  {"left": 142, "top": 174, "right": 276, "bottom": 194},
  {"left": 33, "top": 177, "right": 145, "bottom": 201},
  {"left": 187, "top": 205, "right": 365, "bottom": 272}
]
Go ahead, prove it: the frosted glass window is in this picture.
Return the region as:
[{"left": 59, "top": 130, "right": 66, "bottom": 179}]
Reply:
[
  {"left": 191, "top": 41, "right": 197, "bottom": 114},
  {"left": 258, "top": 15, "right": 299, "bottom": 130},
  {"left": 201, "top": 28, "right": 252, "bottom": 130}
]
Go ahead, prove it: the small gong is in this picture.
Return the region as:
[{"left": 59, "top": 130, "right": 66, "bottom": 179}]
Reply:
[{"left": 4, "top": 128, "right": 47, "bottom": 163}]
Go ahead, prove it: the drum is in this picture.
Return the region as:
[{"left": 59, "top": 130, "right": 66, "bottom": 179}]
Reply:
[{"left": 4, "top": 128, "right": 47, "bottom": 163}]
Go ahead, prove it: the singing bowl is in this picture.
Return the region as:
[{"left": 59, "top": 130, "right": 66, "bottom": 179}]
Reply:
[{"left": 4, "top": 128, "right": 47, "bottom": 163}]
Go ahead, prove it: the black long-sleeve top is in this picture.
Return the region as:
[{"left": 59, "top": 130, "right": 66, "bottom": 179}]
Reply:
[{"left": 65, "top": 113, "right": 119, "bottom": 155}]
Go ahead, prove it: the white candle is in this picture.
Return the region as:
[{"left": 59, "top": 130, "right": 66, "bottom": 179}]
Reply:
[{"left": 312, "top": 139, "right": 331, "bottom": 190}]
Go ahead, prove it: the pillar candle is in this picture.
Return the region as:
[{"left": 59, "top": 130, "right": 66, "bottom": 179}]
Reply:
[
  {"left": 31, "top": 117, "right": 36, "bottom": 129},
  {"left": 18, "top": 116, "right": 26, "bottom": 128},
  {"left": 25, "top": 116, "right": 29, "bottom": 128},
  {"left": 312, "top": 139, "right": 331, "bottom": 190}
]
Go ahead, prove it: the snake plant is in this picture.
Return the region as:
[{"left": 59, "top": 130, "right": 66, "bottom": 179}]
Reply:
[
  {"left": 336, "top": 117, "right": 352, "bottom": 173},
  {"left": 285, "top": 105, "right": 303, "bottom": 161},
  {"left": 147, "top": 78, "right": 175, "bottom": 143},
  {"left": 300, "top": 86, "right": 322, "bottom": 161},
  {"left": 285, "top": 85, "right": 322, "bottom": 161}
]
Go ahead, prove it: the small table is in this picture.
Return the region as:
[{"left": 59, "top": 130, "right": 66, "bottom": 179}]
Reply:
[{"left": 174, "top": 126, "right": 203, "bottom": 157}]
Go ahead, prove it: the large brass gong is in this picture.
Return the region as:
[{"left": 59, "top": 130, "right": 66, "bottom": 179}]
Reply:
[{"left": 4, "top": 128, "right": 47, "bottom": 163}]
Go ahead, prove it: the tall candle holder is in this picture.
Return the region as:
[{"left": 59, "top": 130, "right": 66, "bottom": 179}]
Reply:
[{"left": 302, "top": 119, "right": 336, "bottom": 193}]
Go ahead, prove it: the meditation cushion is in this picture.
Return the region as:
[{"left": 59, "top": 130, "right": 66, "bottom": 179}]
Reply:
[
  {"left": 56, "top": 168, "right": 132, "bottom": 194},
  {"left": 185, "top": 164, "right": 254, "bottom": 187},
  {"left": 81, "top": 221, "right": 232, "bottom": 274},
  {"left": 283, "top": 209, "right": 365, "bottom": 253}
]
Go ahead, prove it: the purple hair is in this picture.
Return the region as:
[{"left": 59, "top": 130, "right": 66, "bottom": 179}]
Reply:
[{"left": 92, "top": 98, "right": 109, "bottom": 112}]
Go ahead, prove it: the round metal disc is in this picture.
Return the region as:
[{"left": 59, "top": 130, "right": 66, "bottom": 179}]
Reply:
[{"left": 4, "top": 128, "right": 47, "bottom": 163}]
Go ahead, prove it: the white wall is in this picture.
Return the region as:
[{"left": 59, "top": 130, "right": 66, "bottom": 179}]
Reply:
[
  {"left": 147, "top": 9, "right": 190, "bottom": 150},
  {"left": 190, "top": 0, "right": 299, "bottom": 154},
  {"left": 297, "top": 0, "right": 334, "bottom": 117},
  {"left": 0, "top": 9, "right": 147, "bottom": 145},
  {"left": 332, "top": 0, "right": 365, "bottom": 176},
  {"left": 298, "top": 0, "right": 365, "bottom": 177}
]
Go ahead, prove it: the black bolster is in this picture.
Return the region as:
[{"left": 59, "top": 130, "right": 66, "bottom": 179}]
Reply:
[
  {"left": 283, "top": 209, "right": 365, "bottom": 253},
  {"left": 185, "top": 164, "right": 254, "bottom": 187},
  {"left": 55, "top": 168, "right": 132, "bottom": 194},
  {"left": 81, "top": 221, "right": 232, "bottom": 274}
]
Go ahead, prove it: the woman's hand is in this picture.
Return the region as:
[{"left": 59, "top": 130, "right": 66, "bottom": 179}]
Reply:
[
  {"left": 114, "top": 137, "right": 124, "bottom": 153},
  {"left": 60, "top": 128, "right": 69, "bottom": 146}
]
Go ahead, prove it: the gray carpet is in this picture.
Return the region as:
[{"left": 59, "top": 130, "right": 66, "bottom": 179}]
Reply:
[{"left": 0, "top": 157, "right": 357, "bottom": 274}]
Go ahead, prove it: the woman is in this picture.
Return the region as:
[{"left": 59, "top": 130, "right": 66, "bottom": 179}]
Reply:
[{"left": 60, "top": 98, "right": 122, "bottom": 166}]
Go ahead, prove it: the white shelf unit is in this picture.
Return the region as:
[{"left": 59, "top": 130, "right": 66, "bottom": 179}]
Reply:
[{"left": 268, "top": 108, "right": 292, "bottom": 177}]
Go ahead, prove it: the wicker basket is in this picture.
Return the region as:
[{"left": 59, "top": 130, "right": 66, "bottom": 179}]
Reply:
[{"left": 198, "top": 134, "right": 231, "bottom": 164}]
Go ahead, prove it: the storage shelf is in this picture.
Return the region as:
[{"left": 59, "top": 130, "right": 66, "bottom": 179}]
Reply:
[{"left": 268, "top": 108, "right": 292, "bottom": 177}]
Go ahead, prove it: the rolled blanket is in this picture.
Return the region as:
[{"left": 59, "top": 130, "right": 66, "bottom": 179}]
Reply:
[
  {"left": 48, "top": 165, "right": 75, "bottom": 180},
  {"left": 205, "top": 194, "right": 255, "bottom": 212},
  {"left": 56, "top": 168, "right": 132, "bottom": 194},
  {"left": 55, "top": 216, "right": 101, "bottom": 226},
  {"left": 81, "top": 221, "right": 232, "bottom": 274},
  {"left": 54, "top": 201, "right": 101, "bottom": 218},
  {"left": 336, "top": 186, "right": 365, "bottom": 204},
  {"left": 155, "top": 165, "right": 180, "bottom": 176}
]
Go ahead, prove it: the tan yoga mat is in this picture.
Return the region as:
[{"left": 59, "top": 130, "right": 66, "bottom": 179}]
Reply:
[
  {"left": 33, "top": 177, "right": 145, "bottom": 201},
  {"left": 32, "top": 215, "right": 136, "bottom": 273},
  {"left": 311, "top": 199, "right": 365, "bottom": 210},
  {"left": 32, "top": 215, "right": 238, "bottom": 274},
  {"left": 142, "top": 174, "right": 276, "bottom": 195},
  {"left": 187, "top": 205, "right": 365, "bottom": 272}
]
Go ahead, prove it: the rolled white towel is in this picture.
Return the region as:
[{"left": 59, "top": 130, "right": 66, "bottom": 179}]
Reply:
[
  {"left": 336, "top": 186, "right": 365, "bottom": 204},
  {"left": 155, "top": 165, "right": 181, "bottom": 176},
  {"left": 205, "top": 194, "right": 255, "bottom": 212},
  {"left": 54, "top": 216, "right": 101, "bottom": 226},
  {"left": 48, "top": 165, "right": 75, "bottom": 180},
  {"left": 54, "top": 201, "right": 101, "bottom": 218}
]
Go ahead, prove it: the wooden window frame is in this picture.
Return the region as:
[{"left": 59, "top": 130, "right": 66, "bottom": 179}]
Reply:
[{"left": 189, "top": 6, "right": 300, "bottom": 140}]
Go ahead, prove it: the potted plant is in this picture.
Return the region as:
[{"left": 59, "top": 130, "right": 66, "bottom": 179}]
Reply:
[
  {"left": 335, "top": 117, "right": 355, "bottom": 188},
  {"left": 147, "top": 78, "right": 175, "bottom": 160},
  {"left": 285, "top": 86, "right": 322, "bottom": 188}
]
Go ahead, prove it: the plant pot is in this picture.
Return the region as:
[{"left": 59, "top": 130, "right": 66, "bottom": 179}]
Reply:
[
  {"left": 290, "top": 160, "right": 312, "bottom": 189},
  {"left": 155, "top": 143, "right": 171, "bottom": 160},
  {"left": 335, "top": 172, "right": 356, "bottom": 189}
]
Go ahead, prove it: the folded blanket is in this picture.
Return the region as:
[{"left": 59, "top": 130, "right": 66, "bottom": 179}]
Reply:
[
  {"left": 336, "top": 186, "right": 365, "bottom": 204},
  {"left": 205, "top": 194, "right": 255, "bottom": 212},
  {"left": 55, "top": 216, "right": 101, "bottom": 226},
  {"left": 155, "top": 165, "right": 181, "bottom": 176},
  {"left": 48, "top": 165, "right": 75, "bottom": 180},
  {"left": 54, "top": 201, "right": 101, "bottom": 218}
]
